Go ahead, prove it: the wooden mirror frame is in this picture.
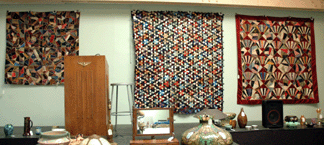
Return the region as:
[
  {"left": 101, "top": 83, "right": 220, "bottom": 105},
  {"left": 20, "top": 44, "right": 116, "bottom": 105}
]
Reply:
[{"left": 132, "top": 106, "right": 174, "bottom": 140}]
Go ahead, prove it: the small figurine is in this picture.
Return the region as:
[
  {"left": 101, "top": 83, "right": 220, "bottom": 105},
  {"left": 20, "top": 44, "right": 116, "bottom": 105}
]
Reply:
[
  {"left": 316, "top": 108, "right": 321, "bottom": 122},
  {"left": 300, "top": 115, "right": 306, "bottom": 126},
  {"left": 311, "top": 118, "right": 317, "bottom": 124}
]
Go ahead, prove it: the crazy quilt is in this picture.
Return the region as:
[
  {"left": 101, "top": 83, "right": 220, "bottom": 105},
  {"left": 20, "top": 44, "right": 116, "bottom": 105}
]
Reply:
[
  {"left": 132, "top": 11, "right": 224, "bottom": 113},
  {"left": 5, "top": 11, "right": 80, "bottom": 85},
  {"left": 236, "top": 14, "right": 318, "bottom": 104}
]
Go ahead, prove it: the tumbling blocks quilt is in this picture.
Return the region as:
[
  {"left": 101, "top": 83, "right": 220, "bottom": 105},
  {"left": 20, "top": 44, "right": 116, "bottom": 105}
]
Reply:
[
  {"left": 132, "top": 11, "right": 224, "bottom": 113},
  {"left": 5, "top": 11, "right": 80, "bottom": 85},
  {"left": 236, "top": 14, "right": 318, "bottom": 104}
]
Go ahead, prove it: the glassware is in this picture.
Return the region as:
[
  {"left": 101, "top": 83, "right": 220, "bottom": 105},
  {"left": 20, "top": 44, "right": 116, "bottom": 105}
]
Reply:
[{"left": 36, "top": 127, "right": 42, "bottom": 135}]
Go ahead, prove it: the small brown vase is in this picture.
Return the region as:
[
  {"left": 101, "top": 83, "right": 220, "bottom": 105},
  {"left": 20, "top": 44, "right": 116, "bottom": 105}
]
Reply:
[{"left": 237, "top": 108, "right": 248, "bottom": 128}]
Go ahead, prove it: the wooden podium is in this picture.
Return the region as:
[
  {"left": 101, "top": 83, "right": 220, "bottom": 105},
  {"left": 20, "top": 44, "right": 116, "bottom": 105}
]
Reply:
[{"left": 64, "top": 55, "right": 113, "bottom": 141}]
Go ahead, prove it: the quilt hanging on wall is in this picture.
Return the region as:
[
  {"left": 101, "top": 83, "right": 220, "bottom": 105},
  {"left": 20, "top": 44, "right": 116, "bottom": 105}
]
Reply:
[
  {"left": 236, "top": 14, "right": 318, "bottom": 104},
  {"left": 6, "top": 11, "right": 80, "bottom": 85},
  {"left": 132, "top": 10, "right": 224, "bottom": 114}
]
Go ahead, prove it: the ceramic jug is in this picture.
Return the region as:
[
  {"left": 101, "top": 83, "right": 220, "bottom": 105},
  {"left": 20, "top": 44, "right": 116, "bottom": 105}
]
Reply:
[{"left": 23, "top": 117, "right": 33, "bottom": 136}]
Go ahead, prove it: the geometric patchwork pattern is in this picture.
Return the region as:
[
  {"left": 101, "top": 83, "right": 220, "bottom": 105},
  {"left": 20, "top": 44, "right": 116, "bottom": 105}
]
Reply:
[
  {"left": 132, "top": 11, "right": 224, "bottom": 113},
  {"left": 236, "top": 14, "right": 319, "bottom": 104},
  {"left": 5, "top": 11, "right": 80, "bottom": 85}
]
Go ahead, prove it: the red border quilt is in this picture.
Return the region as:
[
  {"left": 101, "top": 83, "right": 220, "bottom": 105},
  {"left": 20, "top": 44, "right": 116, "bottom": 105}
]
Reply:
[{"left": 236, "top": 14, "right": 318, "bottom": 104}]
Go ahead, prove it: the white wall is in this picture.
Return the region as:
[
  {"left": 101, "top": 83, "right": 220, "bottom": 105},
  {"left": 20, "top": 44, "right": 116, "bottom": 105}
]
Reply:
[{"left": 0, "top": 3, "right": 323, "bottom": 126}]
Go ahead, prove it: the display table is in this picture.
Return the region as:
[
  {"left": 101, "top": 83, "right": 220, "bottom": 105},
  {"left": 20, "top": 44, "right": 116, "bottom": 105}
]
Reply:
[
  {"left": 0, "top": 126, "right": 52, "bottom": 145},
  {"left": 0, "top": 126, "right": 118, "bottom": 145},
  {"left": 229, "top": 121, "right": 324, "bottom": 145}
]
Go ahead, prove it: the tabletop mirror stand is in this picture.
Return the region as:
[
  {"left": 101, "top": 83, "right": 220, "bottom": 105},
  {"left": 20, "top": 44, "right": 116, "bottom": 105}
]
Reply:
[{"left": 130, "top": 107, "right": 179, "bottom": 145}]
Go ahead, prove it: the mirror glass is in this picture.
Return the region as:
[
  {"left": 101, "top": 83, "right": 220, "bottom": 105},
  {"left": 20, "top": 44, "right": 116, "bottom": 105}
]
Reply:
[{"left": 136, "top": 109, "right": 170, "bottom": 134}]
